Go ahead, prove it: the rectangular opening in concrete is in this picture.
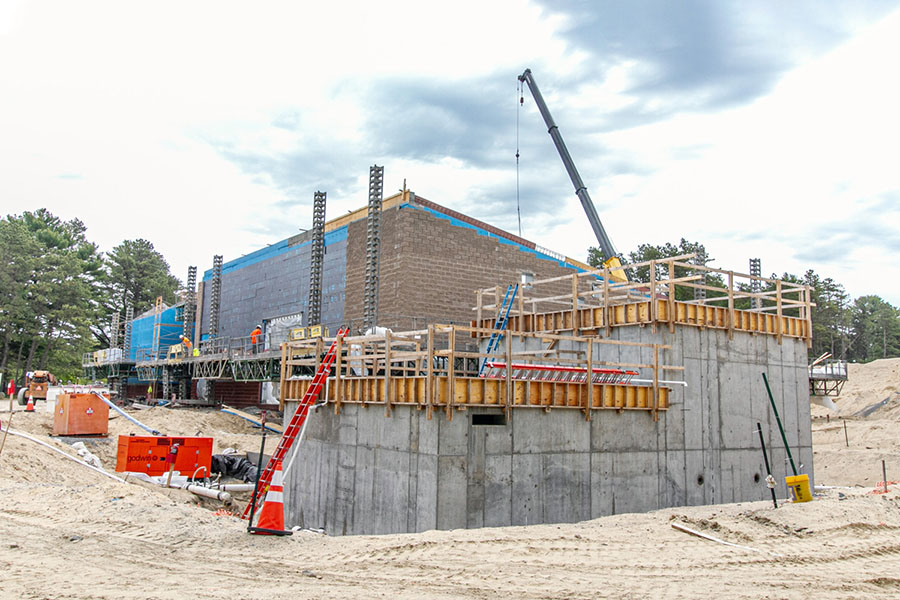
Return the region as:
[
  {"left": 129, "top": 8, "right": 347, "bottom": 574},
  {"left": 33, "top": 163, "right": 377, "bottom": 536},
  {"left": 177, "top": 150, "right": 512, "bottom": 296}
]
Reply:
[{"left": 472, "top": 413, "right": 506, "bottom": 426}]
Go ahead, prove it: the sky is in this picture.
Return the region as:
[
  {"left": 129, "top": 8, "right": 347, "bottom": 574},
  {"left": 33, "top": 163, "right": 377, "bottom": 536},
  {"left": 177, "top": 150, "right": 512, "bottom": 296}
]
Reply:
[{"left": 1, "top": 0, "right": 899, "bottom": 306}]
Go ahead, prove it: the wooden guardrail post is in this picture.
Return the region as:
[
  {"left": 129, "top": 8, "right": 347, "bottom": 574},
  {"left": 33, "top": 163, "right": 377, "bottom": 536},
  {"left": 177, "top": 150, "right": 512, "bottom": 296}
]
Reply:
[
  {"left": 384, "top": 330, "right": 392, "bottom": 417},
  {"left": 652, "top": 344, "right": 660, "bottom": 422},
  {"left": 804, "top": 285, "right": 813, "bottom": 348},
  {"left": 505, "top": 331, "right": 513, "bottom": 419},
  {"left": 334, "top": 336, "right": 343, "bottom": 414},
  {"left": 603, "top": 268, "right": 611, "bottom": 337},
  {"left": 425, "top": 324, "right": 434, "bottom": 420},
  {"left": 668, "top": 259, "right": 676, "bottom": 333},
  {"left": 584, "top": 339, "right": 593, "bottom": 421},
  {"left": 446, "top": 325, "right": 456, "bottom": 420},
  {"left": 649, "top": 259, "right": 657, "bottom": 332},
  {"left": 727, "top": 271, "right": 735, "bottom": 341},
  {"left": 775, "top": 280, "right": 783, "bottom": 344},
  {"left": 571, "top": 273, "right": 579, "bottom": 333}
]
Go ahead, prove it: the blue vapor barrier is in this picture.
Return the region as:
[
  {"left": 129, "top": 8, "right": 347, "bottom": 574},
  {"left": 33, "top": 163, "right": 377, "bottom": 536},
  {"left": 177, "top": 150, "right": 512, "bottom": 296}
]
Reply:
[
  {"left": 129, "top": 306, "right": 183, "bottom": 360},
  {"left": 202, "top": 226, "right": 349, "bottom": 281}
]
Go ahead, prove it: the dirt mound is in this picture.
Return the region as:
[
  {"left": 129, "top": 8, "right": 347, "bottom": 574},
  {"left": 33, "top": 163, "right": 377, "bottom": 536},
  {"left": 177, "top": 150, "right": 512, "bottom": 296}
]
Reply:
[{"left": 831, "top": 357, "right": 900, "bottom": 416}]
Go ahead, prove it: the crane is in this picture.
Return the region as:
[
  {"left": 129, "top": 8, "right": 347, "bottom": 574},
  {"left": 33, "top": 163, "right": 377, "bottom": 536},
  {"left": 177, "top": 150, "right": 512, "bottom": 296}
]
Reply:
[{"left": 518, "top": 68, "right": 627, "bottom": 283}]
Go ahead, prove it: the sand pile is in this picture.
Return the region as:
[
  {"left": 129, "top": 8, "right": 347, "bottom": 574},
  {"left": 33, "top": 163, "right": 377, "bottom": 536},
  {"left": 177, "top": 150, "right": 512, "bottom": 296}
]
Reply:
[{"left": 2, "top": 385, "right": 900, "bottom": 599}]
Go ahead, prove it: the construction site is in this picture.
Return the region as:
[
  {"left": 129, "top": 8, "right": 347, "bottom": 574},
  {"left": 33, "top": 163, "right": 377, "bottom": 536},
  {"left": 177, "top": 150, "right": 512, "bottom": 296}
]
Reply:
[
  {"left": 4, "top": 69, "right": 897, "bottom": 599},
  {"left": 68, "top": 152, "right": 824, "bottom": 532}
]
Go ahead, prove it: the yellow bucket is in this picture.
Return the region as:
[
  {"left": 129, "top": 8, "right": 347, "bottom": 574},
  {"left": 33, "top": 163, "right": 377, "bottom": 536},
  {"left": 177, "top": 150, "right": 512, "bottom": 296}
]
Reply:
[{"left": 786, "top": 474, "right": 812, "bottom": 503}]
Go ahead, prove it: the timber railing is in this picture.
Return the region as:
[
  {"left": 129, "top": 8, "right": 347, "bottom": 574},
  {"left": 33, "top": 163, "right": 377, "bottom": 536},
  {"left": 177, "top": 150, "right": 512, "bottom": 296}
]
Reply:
[
  {"left": 473, "top": 253, "right": 813, "bottom": 346},
  {"left": 280, "top": 325, "right": 680, "bottom": 421}
]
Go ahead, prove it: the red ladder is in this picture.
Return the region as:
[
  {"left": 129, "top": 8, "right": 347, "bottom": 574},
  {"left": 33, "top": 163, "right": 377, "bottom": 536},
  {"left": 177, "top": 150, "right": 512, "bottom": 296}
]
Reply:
[{"left": 242, "top": 327, "right": 349, "bottom": 520}]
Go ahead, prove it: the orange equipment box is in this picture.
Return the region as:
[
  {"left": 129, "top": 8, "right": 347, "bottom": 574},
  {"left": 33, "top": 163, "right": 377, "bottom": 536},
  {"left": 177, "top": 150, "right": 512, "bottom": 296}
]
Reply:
[
  {"left": 115, "top": 435, "right": 213, "bottom": 477},
  {"left": 53, "top": 393, "right": 110, "bottom": 436}
]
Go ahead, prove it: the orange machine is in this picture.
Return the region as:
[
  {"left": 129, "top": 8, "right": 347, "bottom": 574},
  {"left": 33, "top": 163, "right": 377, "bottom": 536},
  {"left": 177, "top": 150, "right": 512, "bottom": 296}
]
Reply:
[
  {"left": 116, "top": 435, "right": 213, "bottom": 477},
  {"left": 52, "top": 393, "right": 110, "bottom": 436}
]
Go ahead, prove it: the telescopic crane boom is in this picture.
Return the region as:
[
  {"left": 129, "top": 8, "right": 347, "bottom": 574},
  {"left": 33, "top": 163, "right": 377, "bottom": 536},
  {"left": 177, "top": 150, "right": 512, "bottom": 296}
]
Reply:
[{"left": 518, "top": 68, "right": 627, "bottom": 282}]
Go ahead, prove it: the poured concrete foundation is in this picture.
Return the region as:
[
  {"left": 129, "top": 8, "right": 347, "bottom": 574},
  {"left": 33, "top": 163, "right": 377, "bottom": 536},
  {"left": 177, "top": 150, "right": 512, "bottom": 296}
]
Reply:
[{"left": 283, "top": 325, "right": 812, "bottom": 535}]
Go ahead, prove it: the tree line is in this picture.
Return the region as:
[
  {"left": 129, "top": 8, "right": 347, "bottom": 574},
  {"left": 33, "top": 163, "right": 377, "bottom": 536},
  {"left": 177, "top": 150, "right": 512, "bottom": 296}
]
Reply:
[
  {"left": 1, "top": 209, "right": 181, "bottom": 385},
  {"left": 588, "top": 239, "right": 900, "bottom": 363}
]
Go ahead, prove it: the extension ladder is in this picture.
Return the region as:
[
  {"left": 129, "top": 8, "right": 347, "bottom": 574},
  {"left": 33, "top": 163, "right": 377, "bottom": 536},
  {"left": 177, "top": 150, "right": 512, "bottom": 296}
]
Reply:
[
  {"left": 478, "top": 284, "right": 518, "bottom": 376},
  {"left": 242, "top": 327, "right": 349, "bottom": 520},
  {"left": 481, "top": 360, "right": 638, "bottom": 385}
]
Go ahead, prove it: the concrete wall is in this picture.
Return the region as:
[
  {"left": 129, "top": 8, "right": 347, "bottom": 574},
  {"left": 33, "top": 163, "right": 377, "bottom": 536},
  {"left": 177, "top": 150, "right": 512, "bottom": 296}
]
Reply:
[{"left": 283, "top": 325, "right": 812, "bottom": 535}]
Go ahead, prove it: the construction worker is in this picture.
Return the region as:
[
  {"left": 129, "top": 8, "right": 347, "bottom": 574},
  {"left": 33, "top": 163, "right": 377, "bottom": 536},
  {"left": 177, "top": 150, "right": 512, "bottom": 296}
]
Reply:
[
  {"left": 250, "top": 325, "right": 262, "bottom": 355},
  {"left": 180, "top": 335, "right": 193, "bottom": 356}
]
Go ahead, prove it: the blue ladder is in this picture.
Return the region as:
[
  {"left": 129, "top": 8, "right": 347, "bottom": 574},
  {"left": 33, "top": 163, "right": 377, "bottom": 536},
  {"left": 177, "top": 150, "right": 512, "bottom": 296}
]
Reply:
[{"left": 479, "top": 284, "right": 518, "bottom": 376}]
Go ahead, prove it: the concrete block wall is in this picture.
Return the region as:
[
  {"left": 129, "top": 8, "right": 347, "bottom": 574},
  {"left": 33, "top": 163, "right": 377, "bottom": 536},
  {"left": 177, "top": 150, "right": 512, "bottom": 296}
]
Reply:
[
  {"left": 199, "top": 229, "right": 347, "bottom": 341},
  {"left": 343, "top": 201, "right": 581, "bottom": 331},
  {"left": 283, "top": 326, "right": 812, "bottom": 536}
]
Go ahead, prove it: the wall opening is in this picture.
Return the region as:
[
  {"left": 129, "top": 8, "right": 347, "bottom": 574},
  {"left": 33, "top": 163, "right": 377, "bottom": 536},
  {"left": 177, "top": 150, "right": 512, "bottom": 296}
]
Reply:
[{"left": 472, "top": 413, "right": 507, "bottom": 426}]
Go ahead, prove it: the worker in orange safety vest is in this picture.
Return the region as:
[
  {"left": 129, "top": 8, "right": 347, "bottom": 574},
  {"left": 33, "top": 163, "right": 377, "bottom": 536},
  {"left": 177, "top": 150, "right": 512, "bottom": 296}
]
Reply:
[
  {"left": 250, "top": 325, "right": 262, "bottom": 354},
  {"left": 180, "top": 335, "right": 192, "bottom": 355}
]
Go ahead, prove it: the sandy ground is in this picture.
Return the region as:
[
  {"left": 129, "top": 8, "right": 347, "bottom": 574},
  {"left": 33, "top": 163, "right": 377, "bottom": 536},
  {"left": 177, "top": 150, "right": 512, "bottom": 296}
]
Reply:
[{"left": 1, "top": 361, "right": 899, "bottom": 600}]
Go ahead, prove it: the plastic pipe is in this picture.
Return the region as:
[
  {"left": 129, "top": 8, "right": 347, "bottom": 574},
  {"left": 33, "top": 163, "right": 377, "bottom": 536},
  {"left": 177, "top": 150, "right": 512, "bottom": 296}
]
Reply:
[
  {"left": 92, "top": 392, "right": 161, "bottom": 436},
  {"left": 123, "top": 471, "right": 232, "bottom": 503},
  {"left": 212, "top": 483, "right": 256, "bottom": 492},
  {"left": 184, "top": 484, "right": 232, "bottom": 504}
]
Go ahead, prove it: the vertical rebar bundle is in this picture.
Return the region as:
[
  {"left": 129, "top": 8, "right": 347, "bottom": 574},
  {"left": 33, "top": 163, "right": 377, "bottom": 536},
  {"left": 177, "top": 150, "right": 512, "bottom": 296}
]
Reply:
[
  {"left": 749, "top": 258, "right": 762, "bottom": 310},
  {"left": 693, "top": 255, "right": 706, "bottom": 301},
  {"left": 183, "top": 266, "right": 197, "bottom": 340},
  {"left": 110, "top": 312, "right": 120, "bottom": 349},
  {"left": 123, "top": 306, "right": 133, "bottom": 358},
  {"left": 364, "top": 165, "right": 384, "bottom": 330},
  {"left": 308, "top": 191, "right": 326, "bottom": 326},
  {"left": 209, "top": 255, "right": 223, "bottom": 338}
]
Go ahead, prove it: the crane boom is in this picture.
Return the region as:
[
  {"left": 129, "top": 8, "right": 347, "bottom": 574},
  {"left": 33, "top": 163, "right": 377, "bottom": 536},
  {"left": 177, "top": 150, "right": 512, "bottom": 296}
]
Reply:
[{"left": 518, "top": 68, "right": 626, "bottom": 281}]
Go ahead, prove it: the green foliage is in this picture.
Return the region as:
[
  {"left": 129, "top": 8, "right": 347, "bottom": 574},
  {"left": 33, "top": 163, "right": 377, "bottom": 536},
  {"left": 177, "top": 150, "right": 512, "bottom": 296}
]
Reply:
[
  {"left": 589, "top": 238, "right": 723, "bottom": 301},
  {"left": 104, "top": 238, "right": 181, "bottom": 317},
  {"left": 848, "top": 295, "right": 900, "bottom": 362},
  {"left": 0, "top": 210, "right": 181, "bottom": 383}
]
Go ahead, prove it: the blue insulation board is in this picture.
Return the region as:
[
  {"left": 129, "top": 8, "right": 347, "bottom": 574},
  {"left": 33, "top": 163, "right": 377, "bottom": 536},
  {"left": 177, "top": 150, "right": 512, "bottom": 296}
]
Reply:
[{"left": 129, "top": 306, "right": 182, "bottom": 360}]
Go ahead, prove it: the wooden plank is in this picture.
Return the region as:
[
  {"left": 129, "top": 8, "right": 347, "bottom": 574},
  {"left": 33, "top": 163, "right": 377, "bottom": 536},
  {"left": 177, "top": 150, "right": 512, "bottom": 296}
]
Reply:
[
  {"left": 334, "top": 337, "right": 343, "bottom": 414},
  {"left": 426, "top": 325, "right": 434, "bottom": 420},
  {"left": 384, "top": 330, "right": 392, "bottom": 417},
  {"left": 776, "top": 280, "right": 783, "bottom": 345}
]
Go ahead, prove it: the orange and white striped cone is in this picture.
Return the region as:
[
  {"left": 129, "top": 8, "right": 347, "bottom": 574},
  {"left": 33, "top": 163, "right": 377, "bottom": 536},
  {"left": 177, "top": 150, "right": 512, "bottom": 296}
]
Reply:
[
  {"left": 25, "top": 394, "right": 35, "bottom": 412},
  {"left": 249, "top": 460, "right": 292, "bottom": 536}
]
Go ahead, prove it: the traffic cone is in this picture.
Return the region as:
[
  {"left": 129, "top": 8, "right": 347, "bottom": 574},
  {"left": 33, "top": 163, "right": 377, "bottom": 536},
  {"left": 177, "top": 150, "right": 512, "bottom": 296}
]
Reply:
[
  {"left": 249, "top": 461, "right": 292, "bottom": 536},
  {"left": 25, "top": 394, "right": 35, "bottom": 412}
]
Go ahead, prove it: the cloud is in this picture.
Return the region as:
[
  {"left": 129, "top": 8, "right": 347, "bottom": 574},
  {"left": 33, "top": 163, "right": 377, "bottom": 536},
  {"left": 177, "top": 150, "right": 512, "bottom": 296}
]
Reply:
[{"left": 531, "top": 0, "right": 900, "bottom": 128}]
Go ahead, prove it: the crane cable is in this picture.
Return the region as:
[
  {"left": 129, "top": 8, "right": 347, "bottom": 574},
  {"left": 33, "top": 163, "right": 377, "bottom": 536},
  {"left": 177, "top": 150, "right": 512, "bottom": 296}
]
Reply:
[{"left": 516, "top": 79, "right": 523, "bottom": 237}]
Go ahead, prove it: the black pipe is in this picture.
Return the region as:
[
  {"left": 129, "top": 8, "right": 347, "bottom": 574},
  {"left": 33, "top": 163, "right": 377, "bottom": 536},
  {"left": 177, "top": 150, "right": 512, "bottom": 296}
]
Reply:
[
  {"left": 246, "top": 411, "right": 268, "bottom": 532},
  {"left": 757, "top": 422, "right": 778, "bottom": 509}
]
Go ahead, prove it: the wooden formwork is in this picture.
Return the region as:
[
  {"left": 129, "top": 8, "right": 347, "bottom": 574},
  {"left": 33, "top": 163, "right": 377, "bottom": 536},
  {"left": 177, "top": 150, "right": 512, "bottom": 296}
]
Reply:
[
  {"left": 473, "top": 253, "right": 813, "bottom": 346},
  {"left": 281, "top": 325, "right": 677, "bottom": 421}
]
